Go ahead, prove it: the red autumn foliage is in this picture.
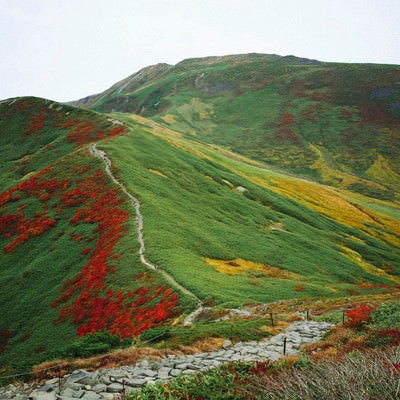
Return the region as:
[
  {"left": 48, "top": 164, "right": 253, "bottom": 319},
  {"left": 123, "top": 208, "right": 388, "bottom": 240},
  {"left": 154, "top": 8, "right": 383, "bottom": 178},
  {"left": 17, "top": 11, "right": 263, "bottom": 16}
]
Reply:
[
  {"left": 281, "top": 112, "right": 295, "bottom": 126},
  {"left": 65, "top": 121, "right": 127, "bottom": 146},
  {"left": 345, "top": 304, "right": 377, "bottom": 327},
  {"left": 109, "top": 126, "right": 127, "bottom": 136},
  {"left": 340, "top": 107, "right": 354, "bottom": 119},
  {"left": 1, "top": 158, "right": 178, "bottom": 338},
  {"left": 275, "top": 112, "right": 301, "bottom": 144},
  {"left": 52, "top": 169, "right": 179, "bottom": 338},
  {"left": 0, "top": 169, "right": 69, "bottom": 253},
  {"left": 81, "top": 247, "right": 91, "bottom": 255},
  {"left": 24, "top": 107, "right": 46, "bottom": 139},
  {"left": 0, "top": 329, "right": 14, "bottom": 352},
  {"left": 360, "top": 105, "right": 392, "bottom": 124},
  {"left": 10, "top": 99, "right": 127, "bottom": 146}
]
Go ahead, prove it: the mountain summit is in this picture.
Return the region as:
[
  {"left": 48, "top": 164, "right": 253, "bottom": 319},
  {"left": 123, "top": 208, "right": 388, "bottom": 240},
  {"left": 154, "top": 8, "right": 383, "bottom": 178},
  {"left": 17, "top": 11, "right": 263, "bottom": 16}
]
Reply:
[{"left": 72, "top": 53, "right": 400, "bottom": 199}]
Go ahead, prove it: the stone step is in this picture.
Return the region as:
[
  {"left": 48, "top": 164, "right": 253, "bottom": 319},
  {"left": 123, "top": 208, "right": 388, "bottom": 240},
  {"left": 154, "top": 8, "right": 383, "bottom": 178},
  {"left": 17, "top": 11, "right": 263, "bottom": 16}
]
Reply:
[{"left": 1, "top": 321, "right": 334, "bottom": 400}]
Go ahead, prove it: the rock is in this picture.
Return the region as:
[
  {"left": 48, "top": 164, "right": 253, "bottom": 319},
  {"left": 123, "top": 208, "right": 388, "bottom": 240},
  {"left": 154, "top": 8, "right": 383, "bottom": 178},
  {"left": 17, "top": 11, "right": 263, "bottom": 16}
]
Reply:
[
  {"left": 182, "top": 370, "right": 196, "bottom": 375},
  {"left": 141, "top": 369, "right": 157, "bottom": 378},
  {"left": 63, "top": 382, "right": 85, "bottom": 391},
  {"left": 124, "top": 378, "right": 147, "bottom": 387},
  {"left": 99, "top": 393, "right": 114, "bottom": 400},
  {"left": 108, "top": 373, "right": 125, "bottom": 381},
  {"left": 66, "top": 370, "right": 92, "bottom": 385},
  {"left": 45, "top": 379, "right": 59, "bottom": 387},
  {"left": 170, "top": 369, "right": 182, "bottom": 377},
  {"left": 174, "top": 363, "right": 188, "bottom": 370},
  {"left": 14, "top": 396, "right": 28, "bottom": 400},
  {"left": 80, "top": 392, "right": 101, "bottom": 400},
  {"left": 60, "top": 387, "right": 76, "bottom": 398},
  {"left": 98, "top": 377, "right": 111, "bottom": 386},
  {"left": 28, "top": 391, "right": 56, "bottom": 400},
  {"left": 37, "top": 385, "right": 54, "bottom": 394},
  {"left": 106, "top": 383, "right": 124, "bottom": 393},
  {"left": 157, "top": 368, "right": 171, "bottom": 380},
  {"left": 92, "top": 384, "right": 107, "bottom": 394},
  {"left": 72, "top": 389, "right": 85, "bottom": 398},
  {"left": 150, "top": 362, "right": 163, "bottom": 371}
]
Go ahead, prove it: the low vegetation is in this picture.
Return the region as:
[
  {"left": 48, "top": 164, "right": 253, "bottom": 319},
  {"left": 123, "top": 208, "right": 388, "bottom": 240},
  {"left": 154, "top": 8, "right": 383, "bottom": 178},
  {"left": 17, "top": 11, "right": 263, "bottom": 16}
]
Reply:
[
  {"left": 128, "top": 300, "right": 400, "bottom": 399},
  {"left": 0, "top": 53, "right": 399, "bottom": 378}
]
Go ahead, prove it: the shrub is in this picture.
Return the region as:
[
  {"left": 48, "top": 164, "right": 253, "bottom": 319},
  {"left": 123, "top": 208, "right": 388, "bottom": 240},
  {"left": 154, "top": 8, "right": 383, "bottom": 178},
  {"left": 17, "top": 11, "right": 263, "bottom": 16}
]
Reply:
[
  {"left": 140, "top": 327, "right": 171, "bottom": 344},
  {"left": 368, "top": 301, "right": 400, "bottom": 330},
  {"left": 63, "top": 331, "right": 128, "bottom": 358},
  {"left": 237, "top": 346, "right": 400, "bottom": 400},
  {"left": 344, "top": 304, "right": 376, "bottom": 328},
  {"left": 314, "top": 311, "right": 343, "bottom": 325}
]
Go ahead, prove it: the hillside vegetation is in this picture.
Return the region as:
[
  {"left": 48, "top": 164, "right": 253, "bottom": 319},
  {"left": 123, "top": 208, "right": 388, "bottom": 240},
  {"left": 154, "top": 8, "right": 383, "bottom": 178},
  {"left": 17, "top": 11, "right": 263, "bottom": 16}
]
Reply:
[
  {"left": 73, "top": 53, "right": 400, "bottom": 201},
  {"left": 1, "top": 53, "right": 399, "bottom": 375}
]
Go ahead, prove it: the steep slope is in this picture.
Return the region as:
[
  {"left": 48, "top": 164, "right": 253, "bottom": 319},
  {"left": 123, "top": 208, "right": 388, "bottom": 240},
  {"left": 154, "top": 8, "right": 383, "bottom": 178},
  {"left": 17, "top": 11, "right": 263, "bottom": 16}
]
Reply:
[
  {"left": 0, "top": 98, "right": 182, "bottom": 372},
  {"left": 72, "top": 53, "right": 400, "bottom": 201},
  {"left": 1, "top": 52, "right": 400, "bottom": 374}
]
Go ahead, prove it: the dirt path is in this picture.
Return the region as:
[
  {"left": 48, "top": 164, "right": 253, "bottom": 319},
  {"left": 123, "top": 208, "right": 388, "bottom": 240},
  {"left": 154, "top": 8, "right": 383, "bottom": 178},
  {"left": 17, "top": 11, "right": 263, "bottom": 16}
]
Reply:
[{"left": 89, "top": 144, "right": 203, "bottom": 310}]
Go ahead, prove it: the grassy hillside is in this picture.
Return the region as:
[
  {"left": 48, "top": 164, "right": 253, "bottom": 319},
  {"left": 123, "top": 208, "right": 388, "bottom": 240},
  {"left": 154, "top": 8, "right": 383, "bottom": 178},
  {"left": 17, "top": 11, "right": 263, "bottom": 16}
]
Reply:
[
  {"left": 105, "top": 114, "right": 400, "bottom": 299},
  {"left": 0, "top": 98, "right": 182, "bottom": 373},
  {"left": 1, "top": 54, "right": 399, "bottom": 375},
  {"left": 73, "top": 53, "right": 400, "bottom": 201}
]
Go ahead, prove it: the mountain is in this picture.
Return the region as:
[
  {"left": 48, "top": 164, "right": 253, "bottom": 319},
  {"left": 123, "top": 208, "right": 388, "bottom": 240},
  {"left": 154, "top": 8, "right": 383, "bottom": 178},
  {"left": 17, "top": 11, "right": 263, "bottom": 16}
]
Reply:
[
  {"left": 1, "top": 53, "right": 399, "bottom": 373},
  {"left": 72, "top": 53, "right": 400, "bottom": 201}
]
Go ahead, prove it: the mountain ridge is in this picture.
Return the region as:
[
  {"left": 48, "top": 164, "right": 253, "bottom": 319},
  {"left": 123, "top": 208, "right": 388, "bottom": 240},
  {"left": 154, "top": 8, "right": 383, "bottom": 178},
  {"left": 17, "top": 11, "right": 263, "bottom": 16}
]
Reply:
[
  {"left": 70, "top": 53, "right": 400, "bottom": 201},
  {"left": 0, "top": 52, "right": 399, "bottom": 373}
]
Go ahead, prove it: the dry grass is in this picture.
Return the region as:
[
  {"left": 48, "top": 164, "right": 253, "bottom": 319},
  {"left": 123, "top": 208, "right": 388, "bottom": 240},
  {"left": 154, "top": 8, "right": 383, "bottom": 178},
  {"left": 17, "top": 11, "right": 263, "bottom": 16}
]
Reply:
[
  {"left": 175, "top": 337, "right": 226, "bottom": 354},
  {"left": 340, "top": 245, "right": 400, "bottom": 284},
  {"left": 161, "top": 114, "right": 177, "bottom": 124},
  {"left": 31, "top": 337, "right": 229, "bottom": 382},
  {"left": 238, "top": 346, "right": 400, "bottom": 400},
  {"left": 148, "top": 168, "right": 168, "bottom": 178},
  {"left": 252, "top": 291, "right": 400, "bottom": 319},
  {"left": 203, "top": 257, "right": 303, "bottom": 280},
  {"left": 31, "top": 346, "right": 169, "bottom": 380}
]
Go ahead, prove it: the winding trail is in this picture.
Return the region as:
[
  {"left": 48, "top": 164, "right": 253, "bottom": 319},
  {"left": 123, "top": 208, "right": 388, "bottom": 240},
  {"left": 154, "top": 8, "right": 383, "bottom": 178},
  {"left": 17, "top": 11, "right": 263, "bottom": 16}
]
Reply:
[{"left": 89, "top": 144, "right": 203, "bottom": 310}]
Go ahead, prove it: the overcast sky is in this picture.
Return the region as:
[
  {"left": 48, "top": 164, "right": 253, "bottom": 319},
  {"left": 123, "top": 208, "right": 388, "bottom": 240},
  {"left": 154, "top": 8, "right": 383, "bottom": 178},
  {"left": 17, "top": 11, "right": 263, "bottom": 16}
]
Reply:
[{"left": 1, "top": 0, "right": 399, "bottom": 102}]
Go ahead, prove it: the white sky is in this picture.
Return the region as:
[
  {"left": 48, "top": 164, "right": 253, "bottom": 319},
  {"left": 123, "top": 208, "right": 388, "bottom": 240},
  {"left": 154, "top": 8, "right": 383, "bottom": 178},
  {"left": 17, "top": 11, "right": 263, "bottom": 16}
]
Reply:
[{"left": 1, "top": 0, "right": 399, "bottom": 102}]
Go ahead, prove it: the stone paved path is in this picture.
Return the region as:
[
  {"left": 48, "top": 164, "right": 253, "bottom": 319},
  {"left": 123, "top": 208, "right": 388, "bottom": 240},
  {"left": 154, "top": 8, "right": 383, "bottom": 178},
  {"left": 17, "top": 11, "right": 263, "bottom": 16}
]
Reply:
[{"left": 0, "top": 320, "right": 333, "bottom": 400}]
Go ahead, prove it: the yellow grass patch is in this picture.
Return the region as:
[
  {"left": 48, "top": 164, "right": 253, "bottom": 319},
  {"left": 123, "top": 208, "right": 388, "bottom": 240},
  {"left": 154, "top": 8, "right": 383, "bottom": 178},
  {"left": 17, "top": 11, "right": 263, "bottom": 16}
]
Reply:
[
  {"left": 148, "top": 169, "right": 168, "bottom": 178},
  {"left": 161, "top": 114, "right": 177, "bottom": 124},
  {"left": 326, "top": 285, "right": 340, "bottom": 292},
  {"left": 204, "top": 258, "right": 303, "bottom": 280},
  {"left": 340, "top": 245, "right": 400, "bottom": 284},
  {"left": 251, "top": 175, "right": 400, "bottom": 247},
  {"left": 175, "top": 98, "right": 217, "bottom": 133},
  {"left": 127, "top": 114, "right": 182, "bottom": 138},
  {"left": 309, "top": 144, "right": 368, "bottom": 187},
  {"left": 366, "top": 154, "right": 400, "bottom": 185}
]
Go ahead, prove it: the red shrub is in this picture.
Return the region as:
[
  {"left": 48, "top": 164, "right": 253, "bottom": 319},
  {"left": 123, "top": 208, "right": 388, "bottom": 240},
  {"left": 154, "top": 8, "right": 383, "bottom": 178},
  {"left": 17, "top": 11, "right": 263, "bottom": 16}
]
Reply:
[
  {"left": 52, "top": 170, "right": 179, "bottom": 338},
  {"left": 345, "top": 304, "right": 377, "bottom": 327}
]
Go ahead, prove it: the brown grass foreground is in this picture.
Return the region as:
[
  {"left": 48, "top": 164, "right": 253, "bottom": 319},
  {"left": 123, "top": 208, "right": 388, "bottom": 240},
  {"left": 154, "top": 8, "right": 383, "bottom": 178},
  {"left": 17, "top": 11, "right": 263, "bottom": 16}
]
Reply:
[
  {"left": 237, "top": 345, "right": 400, "bottom": 400},
  {"left": 31, "top": 338, "right": 226, "bottom": 381},
  {"left": 31, "top": 292, "right": 399, "bottom": 380}
]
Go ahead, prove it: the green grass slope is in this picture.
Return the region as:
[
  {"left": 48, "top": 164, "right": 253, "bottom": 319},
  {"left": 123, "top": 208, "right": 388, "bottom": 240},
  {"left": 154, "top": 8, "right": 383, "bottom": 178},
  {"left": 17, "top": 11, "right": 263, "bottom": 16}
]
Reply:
[
  {"left": 0, "top": 98, "right": 182, "bottom": 373},
  {"left": 1, "top": 57, "right": 400, "bottom": 374},
  {"left": 72, "top": 53, "right": 400, "bottom": 201},
  {"left": 101, "top": 114, "right": 400, "bottom": 305}
]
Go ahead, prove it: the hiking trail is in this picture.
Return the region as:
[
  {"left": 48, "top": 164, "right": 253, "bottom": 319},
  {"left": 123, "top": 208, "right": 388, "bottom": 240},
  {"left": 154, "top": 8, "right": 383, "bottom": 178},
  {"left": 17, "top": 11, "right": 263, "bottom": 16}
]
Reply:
[{"left": 89, "top": 144, "right": 203, "bottom": 314}]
